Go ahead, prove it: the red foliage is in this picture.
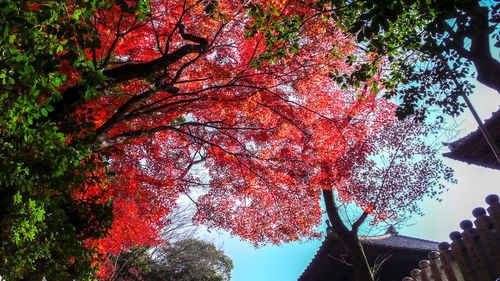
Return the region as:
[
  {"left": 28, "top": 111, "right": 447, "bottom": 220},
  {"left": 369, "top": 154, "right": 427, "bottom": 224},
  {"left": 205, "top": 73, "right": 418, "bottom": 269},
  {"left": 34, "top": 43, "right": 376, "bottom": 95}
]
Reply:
[
  {"left": 61, "top": 0, "right": 401, "bottom": 273},
  {"left": 333, "top": 118, "right": 454, "bottom": 223}
]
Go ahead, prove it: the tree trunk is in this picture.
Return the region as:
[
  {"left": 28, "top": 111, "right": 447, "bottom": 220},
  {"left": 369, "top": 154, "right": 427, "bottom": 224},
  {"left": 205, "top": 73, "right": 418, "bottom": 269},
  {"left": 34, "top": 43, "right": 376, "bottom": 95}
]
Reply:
[
  {"left": 343, "top": 235, "right": 374, "bottom": 281},
  {"left": 22, "top": 273, "right": 44, "bottom": 281},
  {"left": 472, "top": 54, "right": 500, "bottom": 94},
  {"left": 322, "top": 189, "right": 374, "bottom": 281},
  {"left": 468, "top": 4, "right": 500, "bottom": 94}
]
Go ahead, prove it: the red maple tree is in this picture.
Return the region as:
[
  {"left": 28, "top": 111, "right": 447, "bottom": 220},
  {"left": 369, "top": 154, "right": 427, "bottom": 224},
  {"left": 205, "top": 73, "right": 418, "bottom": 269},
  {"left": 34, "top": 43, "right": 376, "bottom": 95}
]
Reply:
[{"left": 41, "top": 0, "right": 430, "bottom": 279}]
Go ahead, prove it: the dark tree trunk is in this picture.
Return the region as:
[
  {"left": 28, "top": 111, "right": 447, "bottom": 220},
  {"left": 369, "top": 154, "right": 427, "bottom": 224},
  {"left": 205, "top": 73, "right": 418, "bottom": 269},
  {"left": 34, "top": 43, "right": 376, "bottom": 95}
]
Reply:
[
  {"left": 22, "top": 273, "right": 44, "bottom": 281},
  {"left": 471, "top": 51, "right": 500, "bottom": 94},
  {"left": 322, "top": 189, "right": 374, "bottom": 281},
  {"left": 468, "top": 4, "right": 500, "bottom": 94}
]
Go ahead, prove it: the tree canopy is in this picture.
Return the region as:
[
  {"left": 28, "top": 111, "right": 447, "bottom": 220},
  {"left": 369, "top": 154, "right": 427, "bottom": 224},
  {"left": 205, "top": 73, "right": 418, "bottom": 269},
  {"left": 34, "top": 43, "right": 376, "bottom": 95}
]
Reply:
[
  {"left": 1, "top": 1, "right": 118, "bottom": 279},
  {"left": 248, "top": 0, "right": 500, "bottom": 120},
  {"left": 103, "top": 239, "right": 233, "bottom": 281},
  {"left": 333, "top": 0, "right": 500, "bottom": 120},
  {"left": 0, "top": 1, "right": 453, "bottom": 280}
]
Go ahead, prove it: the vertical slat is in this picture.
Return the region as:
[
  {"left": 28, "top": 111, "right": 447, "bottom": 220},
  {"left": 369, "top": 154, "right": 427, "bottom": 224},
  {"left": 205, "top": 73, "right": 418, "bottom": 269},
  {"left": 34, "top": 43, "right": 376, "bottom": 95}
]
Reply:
[
  {"left": 472, "top": 207, "right": 500, "bottom": 274},
  {"left": 449, "top": 231, "right": 478, "bottom": 281},
  {"left": 428, "top": 251, "right": 445, "bottom": 281},
  {"left": 486, "top": 195, "right": 500, "bottom": 235},
  {"left": 438, "top": 242, "right": 461, "bottom": 281},
  {"left": 419, "top": 260, "right": 432, "bottom": 281},
  {"left": 460, "top": 220, "right": 496, "bottom": 281},
  {"left": 411, "top": 269, "right": 422, "bottom": 281}
]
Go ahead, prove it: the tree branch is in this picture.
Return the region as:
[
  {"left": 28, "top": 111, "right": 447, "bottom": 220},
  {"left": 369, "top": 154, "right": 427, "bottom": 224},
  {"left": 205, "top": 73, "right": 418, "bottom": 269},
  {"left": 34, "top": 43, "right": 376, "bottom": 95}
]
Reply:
[
  {"left": 322, "top": 188, "right": 351, "bottom": 237},
  {"left": 49, "top": 25, "right": 209, "bottom": 125},
  {"left": 351, "top": 211, "right": 369, "bottom": 233}
]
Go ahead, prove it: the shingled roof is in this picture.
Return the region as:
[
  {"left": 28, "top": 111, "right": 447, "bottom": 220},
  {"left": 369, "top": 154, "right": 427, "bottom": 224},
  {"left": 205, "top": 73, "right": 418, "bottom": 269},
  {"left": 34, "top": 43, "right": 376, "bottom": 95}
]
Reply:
[
  {"left": 298, "top": 226, "right": 438, "bottom": 281},
  {"left": 360, "top": 226, "right": 438, "bottom": 252},
  {"left": 443, "top": 108, "right": 500, "bottom": 170}
]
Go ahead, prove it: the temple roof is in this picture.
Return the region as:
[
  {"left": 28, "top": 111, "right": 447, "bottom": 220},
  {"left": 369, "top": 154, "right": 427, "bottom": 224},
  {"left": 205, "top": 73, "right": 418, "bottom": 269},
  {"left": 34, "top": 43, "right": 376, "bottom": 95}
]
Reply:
[
  {"left": 443, "top": 107, "right": 500, "bottom": 170},
  {"left": 298, "top": 226, "right": 439, "bottom": 281},
  {"left": 360, "top": 228, "right": 439, "bottom": 252}
]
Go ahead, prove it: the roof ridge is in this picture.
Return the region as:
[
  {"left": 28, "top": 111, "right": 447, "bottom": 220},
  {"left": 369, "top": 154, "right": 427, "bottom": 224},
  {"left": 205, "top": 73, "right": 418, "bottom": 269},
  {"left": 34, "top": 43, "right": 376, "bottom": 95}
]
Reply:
[
  {"left": 393, "top": 234, "right": 440, "bottom": 244},
  {"left": 359, "top": 233, "right": 392, "bottom": 240},
  {"left": 359, "top": 233, "right": 439, "bottom": 244},
  {"left": 359, "top": 233, "right": 438, "bottom": 243}
]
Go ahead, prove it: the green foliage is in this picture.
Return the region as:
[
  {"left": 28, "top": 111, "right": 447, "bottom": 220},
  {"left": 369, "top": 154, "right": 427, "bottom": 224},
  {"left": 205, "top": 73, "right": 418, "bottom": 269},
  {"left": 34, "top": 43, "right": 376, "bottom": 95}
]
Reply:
[
  {"left": 0, "top": 0, "right": 151, "bottom": 279},
  {"left": 106, "top": 239, "right": 233, "bottom": 281},
  {"left": 322, "top": 0, "right": 482, "bottom": 120},
  {"left": 244, "top": 2, "right": 304, "bottom": 68},
  {"left": 246, "top": 0, "right": 500, "bottom": 121}
]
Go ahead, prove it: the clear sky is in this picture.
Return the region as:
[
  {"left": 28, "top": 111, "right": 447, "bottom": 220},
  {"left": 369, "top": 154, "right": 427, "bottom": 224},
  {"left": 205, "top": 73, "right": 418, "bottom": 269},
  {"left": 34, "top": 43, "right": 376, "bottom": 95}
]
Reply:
[{"left": 198, "top": 84, "right": 500, "bottom": 281}]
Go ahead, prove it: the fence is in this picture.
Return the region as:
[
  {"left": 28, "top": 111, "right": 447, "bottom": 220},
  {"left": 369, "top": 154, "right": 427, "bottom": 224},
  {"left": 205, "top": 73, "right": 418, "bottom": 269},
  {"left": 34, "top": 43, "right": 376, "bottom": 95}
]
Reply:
[{"left": 401, "top": 194, "right": 500, "bottom": 281}]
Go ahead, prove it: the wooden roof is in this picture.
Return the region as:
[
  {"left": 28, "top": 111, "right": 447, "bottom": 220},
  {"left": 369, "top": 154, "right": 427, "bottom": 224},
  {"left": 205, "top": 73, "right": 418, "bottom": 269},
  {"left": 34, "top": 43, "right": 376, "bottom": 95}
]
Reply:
[
  {"left": 297, "top": 226, "right": 439, "bottom": 281},
  {"left": 443, "top": 108, "right": 500, "bottom": 170}
]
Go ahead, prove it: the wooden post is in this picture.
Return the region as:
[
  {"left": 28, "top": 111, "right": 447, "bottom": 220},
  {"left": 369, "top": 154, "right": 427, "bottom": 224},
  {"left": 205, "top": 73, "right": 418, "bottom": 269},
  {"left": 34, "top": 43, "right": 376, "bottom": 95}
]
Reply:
[
  {"left": 438, "top": 242, "right": 461, "bottom": 281},
  {"left": 485, "top": 195, "right": 500, "bottom": 235},
  {"left": 449, "top": 231, "right": 478, "bottom": 281},
  {"left": 419, "top": 260, "right": 432, "bottom": 281},
  {"left": 428, "top": 251, "right": 445, "bottom": 281},
  {"left": 410, "top": 269, "right": 422, "bottom": 281},
  {"left": 459, "top": 220, "right": 496, "bottom": 281},
  {"left": 472, "top": 207, "right": 500, "bottom": 274}
]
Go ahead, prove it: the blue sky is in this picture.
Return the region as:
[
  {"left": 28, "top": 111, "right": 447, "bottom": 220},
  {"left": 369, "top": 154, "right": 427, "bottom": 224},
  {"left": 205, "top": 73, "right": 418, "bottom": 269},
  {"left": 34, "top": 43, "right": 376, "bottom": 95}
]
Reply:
[{"left": 198, "top": 84, "right": 500, "bottom": 281}]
